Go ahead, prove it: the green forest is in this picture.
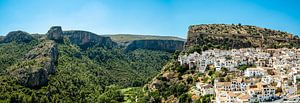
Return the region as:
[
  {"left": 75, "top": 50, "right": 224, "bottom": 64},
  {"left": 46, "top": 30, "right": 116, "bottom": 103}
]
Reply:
[{"left": 0, "top": 37, "right": 172, "bottom": 102}]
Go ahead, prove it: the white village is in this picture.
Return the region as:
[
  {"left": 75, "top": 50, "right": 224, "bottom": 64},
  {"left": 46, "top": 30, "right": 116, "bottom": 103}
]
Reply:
[{"left": 178, "top": 48, "right": 300, "bottom": 103}]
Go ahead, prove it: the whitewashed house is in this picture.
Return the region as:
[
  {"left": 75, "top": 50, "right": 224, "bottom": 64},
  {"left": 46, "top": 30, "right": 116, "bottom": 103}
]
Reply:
[
  {"left": 196, "top": 82, "right": 215, "bottom": 96},
  {"left": 244, "top": 67, "right": 266, "bottom": 77},
  {"left": 246, "top": 83, "right": 276, "bottom": 102},
  {"left": 262, "top": 75, "right": 274, "bottom": 85}
]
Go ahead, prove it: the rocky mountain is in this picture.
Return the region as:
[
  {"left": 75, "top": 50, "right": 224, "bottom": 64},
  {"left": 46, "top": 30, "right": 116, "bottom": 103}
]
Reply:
[
  {"left": 0, "top": 26, "right": 185, "bottom": 102},
  {"left": 63, "top": 30, "right": 117, "bottom": 49},
  {"left": 46, "top": 26, "right": 64, "bottom": 42},
  {"left": 4, "top": 24, "right": 298, "bottom": 102},
  {"left": 185, "top": 24, "right": 300, "bottom": 52},
  {"left": 142, "top": 24, "right": 300, "bottom": 103},
  {"left": 10, "top": 40, "right": 58, "bottom": 88}
]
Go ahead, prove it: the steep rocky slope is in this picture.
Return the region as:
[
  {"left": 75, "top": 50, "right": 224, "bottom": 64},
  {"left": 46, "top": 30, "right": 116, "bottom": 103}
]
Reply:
[
  {"left": 9, "top": 40, "right": 58, "bottom": 88},
  {"left": 46, "top": 26, "right": 117, "bottom": 49},
  {"left": 63, "top": 30, "right": 117, "bottom": 49},
  {"left": 47, "top": 26, "right": 64, "bottom": 42},
  {"left": 143, "top": 24, "right": 300, "bottom": 103},
  {"left": 0, "top": 26, "right": 184, "bottom": 102},
  {"left": 186, "top": 24, "right": 300, "bottom": 51}
]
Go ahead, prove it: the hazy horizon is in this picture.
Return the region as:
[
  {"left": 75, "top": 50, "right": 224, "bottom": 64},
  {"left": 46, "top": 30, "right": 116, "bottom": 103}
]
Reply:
[{"left": 1, "top": 0, "right": 299, "bottom": 38}]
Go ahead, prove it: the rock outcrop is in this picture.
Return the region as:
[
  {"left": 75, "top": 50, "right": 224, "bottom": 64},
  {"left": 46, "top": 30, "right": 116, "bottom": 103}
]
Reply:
[
  {"left": 186, "top": 24, "right": 300, "bottom": 50},
  {"left": 47, "top": 26, "right": 63, "bottom": 42},
  {"left": 125, "top": 40, "right": 184, "bottom": 52},
  {"left": 10, "top": 40, "right": 58, "bottom": 88},
  {"left": 63, "top": 30, "right": 117, "bottom": 49},
  {"left": 1, "top": 31, "right": 35, "bottom": 43}
]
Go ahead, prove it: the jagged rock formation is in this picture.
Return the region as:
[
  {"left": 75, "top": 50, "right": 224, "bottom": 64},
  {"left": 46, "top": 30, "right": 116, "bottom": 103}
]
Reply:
[
  {"left": 47, "top": 26, "right": 63, "bottom": 42},
  {"left": 126, "top": 40, "right": 184, "bottom": 52},
  {"left": 1, "top": 31, "right": 35, "bottom": 43},
  {"left": 186, "top": 24, "right": 300, "bottom": 50},
  {"left": 63, "top": 30, "right": 117, "bottom": 49},
  {"left": 10, "top": 40, "right": 58, "bottom": 88},
  {"left": 0, "top": 26, "right": 184, "bottom": 102}
]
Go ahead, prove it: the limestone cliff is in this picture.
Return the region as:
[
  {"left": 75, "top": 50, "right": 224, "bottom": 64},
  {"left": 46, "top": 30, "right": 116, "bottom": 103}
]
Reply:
[
  {"left": 10, "top": 40, "right": 58, "bottom": 88},
  {"left": 186, "top": 24, "right": 300, "bottom": 50},
  {"left": 63, "top": 30, "right": 117, "bottom": 49},
  {"left": 47, "top": 26, "right": 64, "bottom": 42}
]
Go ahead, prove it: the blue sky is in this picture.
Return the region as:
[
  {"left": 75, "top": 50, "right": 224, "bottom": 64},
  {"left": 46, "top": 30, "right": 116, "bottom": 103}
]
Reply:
[{"left": 0, "top": 0, "right": 299, "bottom": 38}]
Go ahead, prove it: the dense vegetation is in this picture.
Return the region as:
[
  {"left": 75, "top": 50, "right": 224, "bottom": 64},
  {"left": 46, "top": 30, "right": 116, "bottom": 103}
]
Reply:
[
  {"left": 0, "top": 41, "right": 39, "bottom": 75},
  {"left": 1, "top": 24, "right": 299, "bottom": 103},
  {"left": 0, "top": 36, "right": 172, "bottom": 102},
  {"left": 189, "top": 24, "right": 295, "bottom": 37},
  {"left": 135, "top": 60, "right": 218, "bottom": 103},
  {"left": 186, "top": 24, "right": 300, "bottom": 52}
]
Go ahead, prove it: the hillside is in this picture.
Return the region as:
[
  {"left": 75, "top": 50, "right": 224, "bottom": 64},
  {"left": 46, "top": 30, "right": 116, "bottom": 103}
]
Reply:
[
  {"left": 1, "top": 24, "right": 299, "bottom": 102},
  {"left": 0, "top": 26, "right": 183, "bottom": 102},
  {"left": 185, "top": 24, "right": 300, "bottom": 53},
  {"left": 142, "top": 24, "right": 300, "bottom": 103}
]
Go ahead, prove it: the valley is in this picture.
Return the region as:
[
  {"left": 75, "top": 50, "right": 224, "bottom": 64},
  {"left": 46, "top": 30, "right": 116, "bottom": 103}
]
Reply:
[{"left": 0, "top": 24, "right": 300, "bottom": 103}]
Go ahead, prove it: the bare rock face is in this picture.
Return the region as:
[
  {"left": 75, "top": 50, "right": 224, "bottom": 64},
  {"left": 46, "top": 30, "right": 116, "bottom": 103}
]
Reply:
[
  {"left": 2, "top": 31, "right": 34, "bottom": 43},
  {"left": 10, "top": 40, "right": 58, "bottom": 88},
  {"left": 185, "top": 24, "right": 300, "bottom": 50},
  {"left": 11, "top": 65, "right": 48, "bottom": 88},
  {"left": 63, "top": 30, "right": 117, "bottom": 49},
  {"left": 47, "top": 26, "right": 63, "bottom": 42}
]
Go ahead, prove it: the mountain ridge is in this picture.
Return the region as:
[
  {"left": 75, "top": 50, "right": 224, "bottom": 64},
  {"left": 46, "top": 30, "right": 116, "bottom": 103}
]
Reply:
[
  {"left": 1, "top": 24, "right": 299, "bottom": 102},
  {"left": 0, "top": 26, "right": 184, "bottom": 102},
  {"left": 185, "top": 24, "right": 300, "bottom": 53}
]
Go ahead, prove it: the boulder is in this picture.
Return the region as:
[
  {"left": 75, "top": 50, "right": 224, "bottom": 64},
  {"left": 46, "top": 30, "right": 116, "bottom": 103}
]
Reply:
[{"left": 47, "top": 26, "right": 63, "bottom": 42}]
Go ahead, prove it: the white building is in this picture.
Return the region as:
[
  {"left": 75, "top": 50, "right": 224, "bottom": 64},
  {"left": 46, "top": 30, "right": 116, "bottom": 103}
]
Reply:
[
  {"left": 262, "top": 75, "right": 274, "bottom": 84},
  {"left": 244, "top": 67, "right": 266, "bottom": 77},
  {"left": 246, "top": 83, "right": 276, "bottom": 102},
  {"left": 196, "top": 82, "right": 215, "bottom": 96}
]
